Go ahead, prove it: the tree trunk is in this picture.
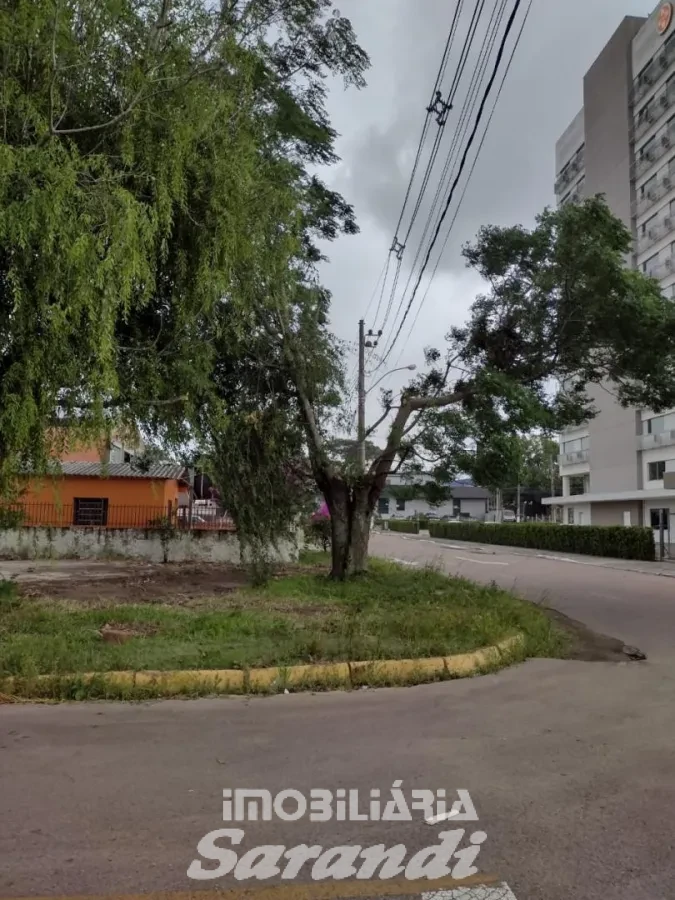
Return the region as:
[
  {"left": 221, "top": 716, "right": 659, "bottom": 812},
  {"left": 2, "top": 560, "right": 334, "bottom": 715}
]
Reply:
[
  {"left": 325, "top": 479, "right": 351, "bottom": 580},
  {"left": 349, "top": 487, "right": 372, "bottom": 575},
  {"left": 320, "top": 476, "right": 379, "bottom": 580}
]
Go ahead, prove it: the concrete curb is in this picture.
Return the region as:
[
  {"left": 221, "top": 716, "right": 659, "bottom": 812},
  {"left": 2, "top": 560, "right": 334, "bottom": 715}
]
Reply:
[{"left": 3, "top": 635, "right": 524, "bottom": 700}]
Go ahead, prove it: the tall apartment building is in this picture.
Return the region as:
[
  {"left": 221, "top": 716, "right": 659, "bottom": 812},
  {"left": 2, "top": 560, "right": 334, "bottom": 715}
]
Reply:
[{"left": 544, "top": 2, "right": 675, "bottom": 541}]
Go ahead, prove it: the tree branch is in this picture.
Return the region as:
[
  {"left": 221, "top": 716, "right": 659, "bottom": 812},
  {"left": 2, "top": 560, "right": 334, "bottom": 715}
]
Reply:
[
  {"left": 51, "top": 0, "right": 174, "bottom": 135},
  {"left": 364, "top": 403, "right": 393, "bottom": 439},
  {"left": 368, "top": 388, "right": 466, "bottom": 485}
]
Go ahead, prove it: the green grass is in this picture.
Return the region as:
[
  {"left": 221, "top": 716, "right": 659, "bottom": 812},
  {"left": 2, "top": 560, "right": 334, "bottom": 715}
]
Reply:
[{"left": 0, "top": 555, "right": 568, "bottom": 692}]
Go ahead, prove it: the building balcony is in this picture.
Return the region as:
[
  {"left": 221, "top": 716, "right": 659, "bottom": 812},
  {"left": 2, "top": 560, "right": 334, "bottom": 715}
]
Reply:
[
  {"left": 634, "top": 126, "right": 675, "bottom": 178},
  {"left": 554, "top": 155, "right": 584, "bottom": 196},
  {"left": 635, "top": 174, "right": 675, "bottom": 217},
  {"left": 561, "top": 182, "right": 584, "bottom": 206},
  {"left": 558, "top": 449, "right": 590, "bottom": 466},
  {"left": 637, "top": 215, "right": 674, "bottom": 254},
  {"left": 633, "top": 44, "right": 675, "bottom": 104},
  {"left": 635, "top": 84, "right": 675, "bottom": 140},
  {"left": 639, "top": 429, "right": 675, "bottom": 451},
  {"left": 646, "top": 254, "right": 675, "bottom": 281}
]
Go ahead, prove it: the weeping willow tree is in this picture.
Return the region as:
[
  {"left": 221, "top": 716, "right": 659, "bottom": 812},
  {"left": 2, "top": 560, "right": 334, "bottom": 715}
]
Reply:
[{"left": 0, "top": 0, "right": 367, "bottom": 493}]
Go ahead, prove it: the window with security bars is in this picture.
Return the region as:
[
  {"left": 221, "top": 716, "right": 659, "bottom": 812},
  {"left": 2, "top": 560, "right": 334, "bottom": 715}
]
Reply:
[{"left": 73, "top": 498, "right": 109, "bottom": 526}]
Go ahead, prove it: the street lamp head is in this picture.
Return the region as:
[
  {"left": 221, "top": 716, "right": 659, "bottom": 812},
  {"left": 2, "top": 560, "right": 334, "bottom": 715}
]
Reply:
[{"left": 406, "top": 364, "right": 417, "bottom": 371}]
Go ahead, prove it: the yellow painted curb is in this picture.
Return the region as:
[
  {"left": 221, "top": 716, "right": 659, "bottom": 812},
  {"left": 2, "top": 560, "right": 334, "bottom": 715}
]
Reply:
[{"left": 3, "top": 634, "right": 524, "bottom": 699}]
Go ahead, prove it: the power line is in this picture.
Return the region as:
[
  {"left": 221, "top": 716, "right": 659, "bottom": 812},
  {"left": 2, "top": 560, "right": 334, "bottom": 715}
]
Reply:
[
  {"left": 371, "top": 0, "right": 470, "bottom": 336},
  {"left": 376, "top": 0, "right": 500, "bottom": 362},
  {"left": 378, "top": 0, "right": 525, "bottom": 366},
  {"left": 362, "top": 257, "right": 389, "bottom": 323},
  {"left": 390, "top": 0, "right": 465, "bottom": 244},
  {"left": 393, "top": 0, "right": 534, "bottom": 365}
]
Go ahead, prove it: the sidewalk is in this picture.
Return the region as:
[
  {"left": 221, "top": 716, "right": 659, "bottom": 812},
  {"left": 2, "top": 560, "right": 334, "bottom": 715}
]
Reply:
[{"left": 392, "top": 530, "right": 675, "bottom": 578}]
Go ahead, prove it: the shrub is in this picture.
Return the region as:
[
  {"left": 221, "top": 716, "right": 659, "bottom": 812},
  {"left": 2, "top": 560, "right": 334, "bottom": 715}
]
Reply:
[
  {"left": 306, "top": 514, "right": 331, "bottom": 551},
  {"left": 416, "top": 517, "right": 430, "bottom": 530},
  {"left": 0, "top": 506, "right": 24, "bottom": 528},
  {"left": 387, "top": 519, "right": 420, "bottom": 534},
  {"left": 427, "top": 521, "right": 655, "bottom": 561}
]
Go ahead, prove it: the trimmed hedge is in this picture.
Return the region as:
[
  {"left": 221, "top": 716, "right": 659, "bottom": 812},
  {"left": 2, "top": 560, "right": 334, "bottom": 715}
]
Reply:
[
  {"left": 428, "top": 521, "right": 655, "bottom": 561},
  {"left": 387, "top": 519, "right": 420, "bottom": 534}
]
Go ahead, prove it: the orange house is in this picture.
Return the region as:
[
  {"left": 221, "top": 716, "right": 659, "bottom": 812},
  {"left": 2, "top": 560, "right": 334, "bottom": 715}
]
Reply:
[{"left": 19, "top": 437, "right": 189, "bottom": 528}]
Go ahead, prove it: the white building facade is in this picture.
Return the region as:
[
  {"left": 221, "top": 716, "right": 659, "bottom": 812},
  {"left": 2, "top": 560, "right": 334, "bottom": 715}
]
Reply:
[{"left": 545, "top": 3, "right": 675, "bottom": 546}]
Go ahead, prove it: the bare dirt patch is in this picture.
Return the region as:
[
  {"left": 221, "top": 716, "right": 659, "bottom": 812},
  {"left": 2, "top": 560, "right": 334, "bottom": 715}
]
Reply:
[
  {"left": 542, "top": 606, "right": 642, "bottom": 662},
  {"left": 16, "top": 562, "right": 251, "bottom": 607}
]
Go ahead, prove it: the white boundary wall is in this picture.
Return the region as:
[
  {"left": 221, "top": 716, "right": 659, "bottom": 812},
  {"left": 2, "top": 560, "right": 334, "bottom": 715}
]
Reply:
[{"left": 0, "top": 527, "right": 299, "bottom": 564}]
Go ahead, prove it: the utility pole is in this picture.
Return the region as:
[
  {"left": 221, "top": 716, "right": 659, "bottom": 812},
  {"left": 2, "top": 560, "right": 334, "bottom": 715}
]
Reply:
[
  {"left": 516, "top": 482, "right": 521, "bottom": 523},
  {"left": 357, "top": 319, "right": 366, "bottom": 471}
]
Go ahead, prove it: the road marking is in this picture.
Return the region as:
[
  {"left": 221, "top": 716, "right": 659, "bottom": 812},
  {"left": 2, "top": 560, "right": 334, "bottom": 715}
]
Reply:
[
  {"left": 454, "top": 556, "right": 509, "bottom": 566},
  {"left": 3, "top": 874, "right": 503, "bottom": 900},
  {"left": 425, "top": 808, "right": 460, "bottom": 824},
  {"left": 422, "top": 884, "right": 518, "bottom": 899}
]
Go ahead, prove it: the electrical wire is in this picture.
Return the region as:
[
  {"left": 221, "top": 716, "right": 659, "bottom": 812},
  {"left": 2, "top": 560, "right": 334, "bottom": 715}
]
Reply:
[
  {"left": 375, "top": 0, "right": 501, "bottom": 364},
  {"left": 370, "top": 0, "right": 470, "bottom": 336},
  {"left": 362, "top": 257, "right": 389, "bottom": 323},
  {"left": 390, "top": 0, "right": 465, "bottom": 245},
  {"left": 377, "top": 0, "right": 525, "bottom": 367},
  {"left": 394, "top": 0, "right": 534, "bottom": 366}
]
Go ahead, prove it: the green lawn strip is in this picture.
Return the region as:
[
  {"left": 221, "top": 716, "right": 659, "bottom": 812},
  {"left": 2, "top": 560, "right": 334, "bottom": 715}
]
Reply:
[{"left": 0, "top": 557, "right": 568, "bottom": 690}]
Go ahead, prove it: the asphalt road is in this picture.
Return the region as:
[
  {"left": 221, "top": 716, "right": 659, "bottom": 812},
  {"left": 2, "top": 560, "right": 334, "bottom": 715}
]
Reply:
[
  {"left": 372, "top": 531, "right": 675, "bottom": 658},
  {"left": 2, "top": 536, "right": 675, "bottom": 900}
]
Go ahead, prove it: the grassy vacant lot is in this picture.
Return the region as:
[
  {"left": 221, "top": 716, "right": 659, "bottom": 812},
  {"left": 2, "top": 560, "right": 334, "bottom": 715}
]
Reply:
[{"left": 0, "top": 551, "right": 567, "bottom": 700}]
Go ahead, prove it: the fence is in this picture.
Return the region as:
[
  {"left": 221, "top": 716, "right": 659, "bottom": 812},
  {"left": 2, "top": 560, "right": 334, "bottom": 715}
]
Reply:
[{"left": 0, "top": 503, "right": 235, "bottom": 532}]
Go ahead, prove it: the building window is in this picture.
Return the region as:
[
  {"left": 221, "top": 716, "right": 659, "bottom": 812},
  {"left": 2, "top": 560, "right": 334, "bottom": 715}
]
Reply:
[
  {"left": 637, "top": 100, "right": 654, "bottom": 127},
  {"left": 648, "top": 461, "right": 667, "bottom": 481},
  {"left": 643, "top": 252, "right": 660, "bottom": 276},
  {"left": 646, "top": 411, "right": 675, "bottom": 433},
  {"left": 378, "top": 496, "right": 390, "bottom": 515},
  {"left": 641, "top": 213, "right": 658, "bottom": 237},
  {"left": 73, "top": 498, "right": 109, "bottom": 526},
  {"left": 639, "top": 135, "right": 656, "bottom": 163},
  {"left": 650, "top": 508, "right": 670, "bottom": 530},
  {"left": 641, "top": 174, "right": 657, "bottom": 201},
  {"left": 395, "top": 498, "right": 406, "bottom": 512},
  {"left": 453, "top": 499, "right": 461, "bottom": 517},
  {"left": 567, "top": 508, "right": 574, "bottom": 524},
  {"left": 562, "top": 436, "right": 589, "bottom": 454},
  {"left": 569, "top": 475, "right": 587, "bottom": 496}
]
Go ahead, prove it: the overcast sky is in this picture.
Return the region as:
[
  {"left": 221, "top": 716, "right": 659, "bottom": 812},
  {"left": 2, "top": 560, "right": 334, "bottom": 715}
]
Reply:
[{"left": 317, "top": 0, "right": 658, "bottom": 440}]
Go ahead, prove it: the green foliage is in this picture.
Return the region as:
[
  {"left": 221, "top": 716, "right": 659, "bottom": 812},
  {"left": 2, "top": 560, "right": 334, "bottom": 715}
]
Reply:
[
  {"left": 326, "top": 438, "right": 381, "bottom": 465},
  {"left": 428, "top": 522, "right": 655, "bottom": 561},
  {"left": 0, "top": 559, "right": 566, "bottom": 690},
  {"left": 388, "top": 481, "right": 452, "bottom": 507},
  {"left": 0, "top": 0, "right": 368, "bottom": 498},
  {"left": 0, "top": 506, "right": 24, "bottom": 528},
  {"left": 306, "top": 515, "right": 331, "bottom": 552},
  {"left": 455, "top": 198, "right": 675, "bottom": 420},
  {"left": 387, "top": 519, "right": 420, "bottom": 534}
]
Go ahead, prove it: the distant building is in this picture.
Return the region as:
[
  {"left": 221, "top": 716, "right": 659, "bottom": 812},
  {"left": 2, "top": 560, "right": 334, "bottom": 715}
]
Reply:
[{"left": 377, "top": 474, "right": 491, "bottom": 520}]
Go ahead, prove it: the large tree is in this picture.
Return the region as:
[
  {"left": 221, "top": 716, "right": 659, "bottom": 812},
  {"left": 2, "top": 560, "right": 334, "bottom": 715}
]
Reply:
[
  {"left": 205, "top": 197, "right": 675, "bottom": 579},
  {"left": 0, "top": 0, "right": 367, "bottom": 487}
]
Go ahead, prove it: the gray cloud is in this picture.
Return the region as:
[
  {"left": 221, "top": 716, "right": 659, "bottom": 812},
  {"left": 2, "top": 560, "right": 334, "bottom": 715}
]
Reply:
[{"left": 317, "top": 0, "right": 658, "bottom": 438}]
